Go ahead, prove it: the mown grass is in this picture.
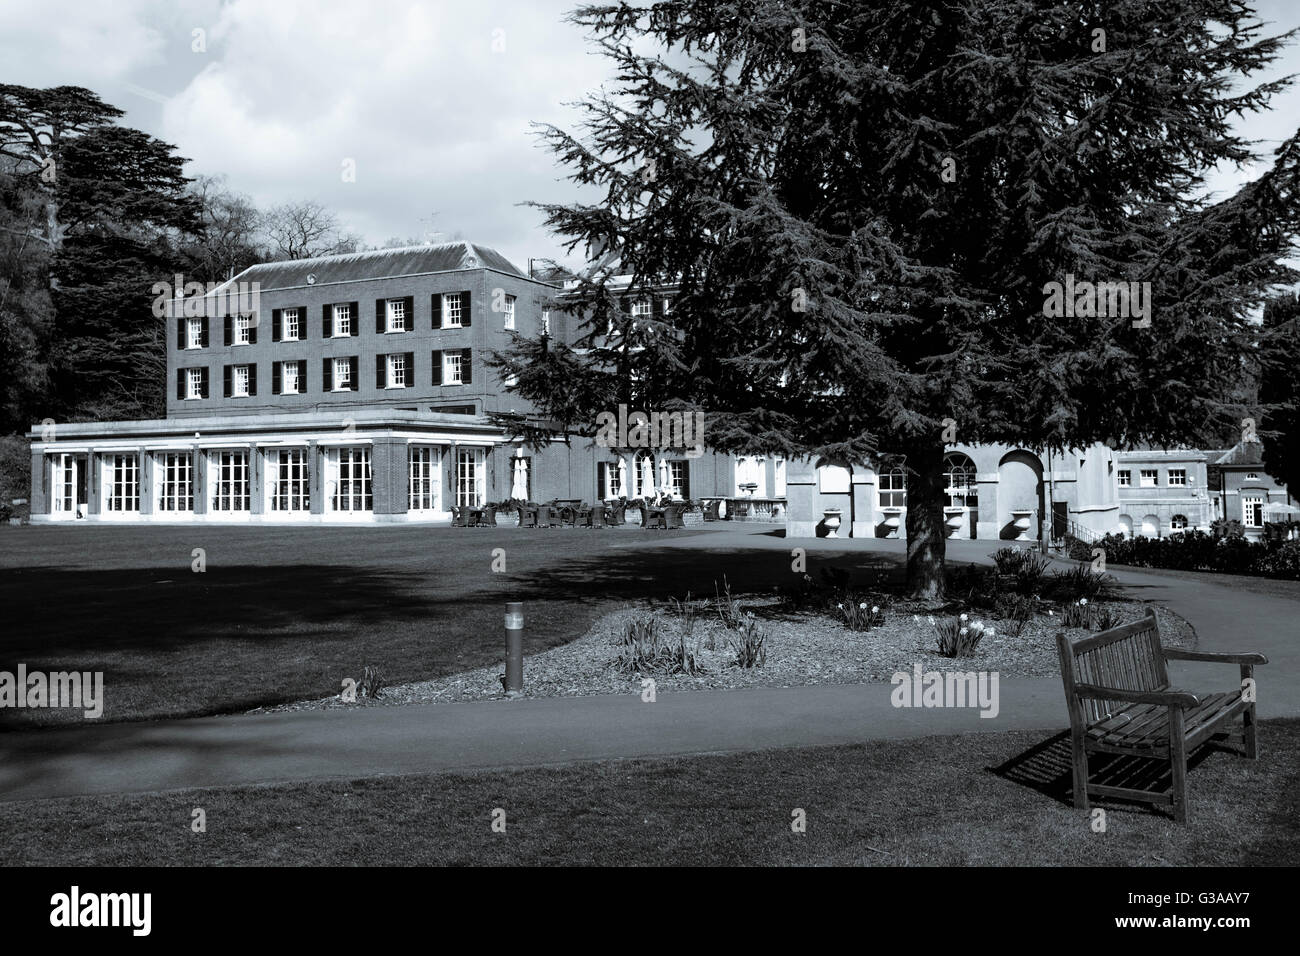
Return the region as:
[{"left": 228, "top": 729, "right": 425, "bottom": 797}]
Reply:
[{"left": 3, "top": 719, "right": 1295, "bottom": 866}]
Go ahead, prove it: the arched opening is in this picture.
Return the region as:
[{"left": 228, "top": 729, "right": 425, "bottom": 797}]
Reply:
[
  {"left": 997, "top": 450, "right": 1044, "bottom": 541},
  {"left": 1118, "top": 514, "right": 1133, "bottom": 538},
  {"left": 942, "top": 452, "right": 978, "bottom": 538}
]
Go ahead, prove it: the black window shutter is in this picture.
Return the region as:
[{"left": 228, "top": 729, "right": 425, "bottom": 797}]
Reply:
[
  {"left": 461, "top": 291, "right": 472, "bottom": 327},
  {"left": 432, "top": 294, "right": 442, "bottom": 328},
  {"left": 403, "top": 296, "right": 415, "bottom": 331},
  {"left": 323, "top": 358, "right": 333, "bottom": 392},
  {"left": 322, "top": 305, "right": 331, "bottom": 338},
  {"left": 300, "top": 307, "right": 309, "bottom": 339},
  {"left": 176, "top": 369, "right": 184, "bottom": 399},
  {"left": 249, "top": 364, "right": 257, "bottom": 396},
  {"left": 272, "top": 309, "right": 282, "bottom": 342},
  {"left": 681, "top": 463, "right": 690, "bottom": 499},
  {"left": 176, "top": 317, "right": 184, "bottom": 349},
  {"left": 200, "top": 367, "right": 210, "bottom": 398},
  {"left": 375, "top": 300, "right": 385, "bottom": 334},
  {"left": 201, "top": 317, "right": 210, "bottom": 347},
  {"left": 272, "top": 361, "right": 282, "bottom": 395},
  {"left": 433, "top": 350, "right": 442, "bottom": 385},
  {"left": 349, "top": 356, "right": 359, "bottom": 390},
  {"left": 223, "top": 315, "right": 232, "bottom": 346},
  {"left": 299, "top": 359, "right": 308, "bottom": 393},
  {"left": 376, "top": 355, "right": 386, "bottom": 389},
  {"left": 249, "top": 316, "right": 257, "bottom": 344},
  {"left": 404, "top": 351, "right": 414, "bottom": 385},
  {"left": 462, "top": 348, "right": 472, "bottom": 385},
  {"left": 349, "top": 302, "right": 360, "bottom": 335},
  {"left": 223, "top": 365, "right": 232, "bottom": 398}
]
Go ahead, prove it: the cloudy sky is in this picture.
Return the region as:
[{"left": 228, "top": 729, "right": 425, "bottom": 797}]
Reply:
[{"left": 3, "top": 0, "right": 1299, "bottom": 274}]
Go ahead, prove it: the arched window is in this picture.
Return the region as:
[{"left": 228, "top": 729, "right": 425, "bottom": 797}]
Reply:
[
  {"left": 1118, "top": 515, "right": 1133, "bottom": 538},
  {"left": 943, "top": 454, "right": 978, "bottom": 509},
  {"left": 878, "top": 468, "right": 906, "bottom": 508},
  {"left": 1171, "top": 514, "right": 1188, "bottom": 531},
  {"left": 1141, "top": 514, "right": 1159, "bottom": 537}
]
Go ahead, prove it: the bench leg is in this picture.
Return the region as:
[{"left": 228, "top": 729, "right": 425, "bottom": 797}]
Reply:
[
  {"left": 1069, "top": 732, "right": 1090, "bottom": 812},
  {"left": 1169, "top": 707, "right": 1189, "bottom": 824},
  {"left": 1241, "top": 664, "right": 1259, "bottom": 759}
]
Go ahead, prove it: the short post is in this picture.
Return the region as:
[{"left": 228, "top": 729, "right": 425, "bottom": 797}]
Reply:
[{"left": 504, "top": 601, "right": 524, "bottom": 695}]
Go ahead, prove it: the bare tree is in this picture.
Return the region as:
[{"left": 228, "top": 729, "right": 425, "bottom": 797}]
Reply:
[
  {"left": 259, "top": 200, "right": 359, "bottom": 260},
  {"left": 184, "top": 174, "right": 264, "bottom": 282}
]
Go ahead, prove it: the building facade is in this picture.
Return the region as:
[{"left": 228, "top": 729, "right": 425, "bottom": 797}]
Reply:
[
  {"left": 1206, "top": 440, "right": 1293, "bottom": 540},
  {"left": 1114, "top": 448, "right": 1213, "bottom": 537}
]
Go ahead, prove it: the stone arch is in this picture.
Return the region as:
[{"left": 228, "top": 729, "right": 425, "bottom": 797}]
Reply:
[{"left": 997, "top": 449, "right": 1044, "bottom": 540}]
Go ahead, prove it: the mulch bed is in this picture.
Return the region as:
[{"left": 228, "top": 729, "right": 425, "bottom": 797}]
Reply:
[{"left": 251, "top": 594, "right": 1195, "bottom": 714}]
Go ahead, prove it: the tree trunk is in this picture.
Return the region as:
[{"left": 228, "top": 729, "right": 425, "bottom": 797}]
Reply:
[{"left": 903, "top": 441, "right": 947, "bottom": 599}]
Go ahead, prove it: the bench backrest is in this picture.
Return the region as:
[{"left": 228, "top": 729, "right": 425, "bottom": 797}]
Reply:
[{"left": 1056, "top": 608, "right": 1167, "bottom": 725}]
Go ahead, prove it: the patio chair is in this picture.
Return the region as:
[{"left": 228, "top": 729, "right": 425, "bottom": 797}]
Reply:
[
  {"left": 641, "top": 503, "right": 665, "bottom": 530},
  {"left": 537, "top": 504, "right": 555, "bottom": 527},
  {"left": 703, "top": 499, "right": 721, "bottom": 521},
  {"left": 451, "top": 506, "right": 471, "bottom": 528},
  {"left": 608, "top": 500, "right": 626, "bottom": 526},
  {"left": 518, "top": 505, "right": 537, "bottom": 528},
  {"left": 663, "top": 504, "right": 685, "bottom": 529},
  {"left": 480, "top": 504, "right": 497, "bottom": 527},
  {"left": 587, "top": 503, "right": 606, "bottom": 528}
]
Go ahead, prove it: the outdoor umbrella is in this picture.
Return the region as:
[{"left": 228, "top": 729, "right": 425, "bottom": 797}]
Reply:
[
  {"left": 1264, "top": 502, "right": 1299, "bottom": 516},
  {"left": 659, "top": 457, "right": 672, "bottom": 497},
  {"left": 511, "top": 457, "right": 528, "bottom": 501},
  {"left": 640, "top": 456, "right": 654, "bottom": 498},
  {"left": 617, "top": 457, "right": 627, "bottom": 498}
]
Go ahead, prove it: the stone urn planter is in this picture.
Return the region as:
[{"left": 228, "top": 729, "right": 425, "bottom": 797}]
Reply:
[
  {"left": 822, "top": 508, "right": 843, "bottom": 538},
  {"left": 879, "top": 507, "right": 903, "bottom": 539},
  {"left": 944, "top": 508, "right": 965, "bottom": 538},
  {"left": 1010, "top": 509, "right": 1034, "bottom": 541}
]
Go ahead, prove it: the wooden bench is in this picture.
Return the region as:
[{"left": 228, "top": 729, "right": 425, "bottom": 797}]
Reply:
[{"left": 1056, "top": 608, "right": 1266, "bottom": 823}]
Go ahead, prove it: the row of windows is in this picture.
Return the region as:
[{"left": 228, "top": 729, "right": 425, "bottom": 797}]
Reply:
[
  {"left": 1118, "top": 468, "right": 1190, "bottom": 487},
  {"left": 177, "top": 293, "right": 520, "bottom": 350},
  {"left": 53, "top": 447, "right": 490, "bottom": 514},
  {"left": 177, "top": 350, "right": 474, "bottom": 399}
]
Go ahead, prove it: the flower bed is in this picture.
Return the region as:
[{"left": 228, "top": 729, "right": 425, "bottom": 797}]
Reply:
[{"left": 255, "top": 561, "right": 1195, "bottom": 712}]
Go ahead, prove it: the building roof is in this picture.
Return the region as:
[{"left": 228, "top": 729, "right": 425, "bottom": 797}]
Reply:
[
  {"left": 1208, "top": 441, "right": 1266, "bottom": 467},
  {"left": 213, "top": 242, "right": 526, "bottom": 294}
]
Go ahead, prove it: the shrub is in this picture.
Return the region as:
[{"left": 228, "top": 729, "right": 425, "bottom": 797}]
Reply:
[
  {"left": 1211, "top": 518, "right": 1245, "bottom": 540},
  {"left": 947, "top": 563, "right": 1001, "bottom": 609},
  {"left": 932, "top": 615, "right": 992, "bottom": 658},
  {"left": 993, "top": 546, "right": 1051, "bottom": 594},
  {"left": 994, "top": 593, "right": 1036, "bottom": 637},
  {"left": 714, "top": 575, "right": 744, "bottom": 629},
  {"left": 359, "top": 665, "right": 385, "bottom": 699},
  {"left": 1049, "top": 562, "right": 1116, "bottom": 602},
  {"left": 1093, "top": 605, "right": 1121, "bottom": 631},
  {"left": 728, "top": 615, "right": 767, "bottom": 668},
  {"left": 1062, "top": 598, "right": 1093, "bottom": 629},
  {"left": 612, "top": 613, "right": 707, "bottom": 676}
]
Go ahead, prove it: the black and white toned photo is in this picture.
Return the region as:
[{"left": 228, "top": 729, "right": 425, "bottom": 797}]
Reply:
[{"left": 0, "top": 0, "right": 1296, "bottom": 924}]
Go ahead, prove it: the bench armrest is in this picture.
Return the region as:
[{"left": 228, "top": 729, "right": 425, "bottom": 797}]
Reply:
[
  {"left": 1073, "top": 683, "right": 1200, "bottom": 708},
  {"left": 1162, "top": 648, "right": 1268, "bottom": 665}
]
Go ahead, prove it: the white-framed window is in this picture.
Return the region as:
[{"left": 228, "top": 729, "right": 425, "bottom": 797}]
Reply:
[
  {"left": 386, "top": 298, "right": 406, "bottom": 333},
  {"left": 443, "top": 351, "right": 463, "bottom": 385},
  {"left": 1171, "top": 514, "right": 1188, "bottom": 531},
  {"left": 455, "top": 448, "right": 485, "bottom": 507},
  {"left": 387, "top": 353, "right": 407, "bottom": 388},
  {"left": 329, "top": 446, "right": 372, "bottom": 512},
  {"left": 282, "top": 361, "right": 300, "bottom": 394},
  {"left": 186, "top": 317, "right": 203, "bottom": 349},
  {"left": 631, "top": 298, "right": 652, "bottom": 321},
  {"left": 1139, "top": 469, "right": 1157, "bottom": 487},
  {"left": 234, "top": 313, "right": 252, "bottom": 345},
  {"left": 212, "top": 450, "right": 249, "bottom": 512},
  {"left": 186, "top": 367, "right": 204, "bottom": 400},
  {"left": 1168, "top": 469, "right": 1186, "bottom": 486},
  {"left": 598, "top": 460, "right": 622, "bottom": 499},
  {"left": 736, "top": 456, "right": 766, "bottom": 497},
  {"left": 541, "top": 310, "right": 550, "bottom": 335},
  {"left": 1243, "top": 496, "right": 1264, "bottom": 528},
  {"left": 408, "top": 446, "right": 441, "bottom": 511},
  {"left": 157, "top": 453, "right": 192, "bottom": 512},
  {"left": 51, "top": 453, "right": 87, "bottom": 515},
  {"left": 232, "top": 364, "right": 250, "bottom": 398},
  {"left": 333, "top": 356, "right": 352, "bottom": 391},
  {"left": 282, "top": 307, "right": 300, "bottom": 341},
  {"left": 1118, "top": 469, "right": 1131, "bottom": 487},
  {"left": 271, "top": 448, "right": 309, "bottom": 513},
  {"left": 503, "top": 294, "right": 516, "bottom": 330},
  {"left": 106, "top": 454, "right": 139, "bottom": 512},
  {"left": 668, "top": 459, "right": 689, "bottom": 499},
  {"left": 442, "top": 292, "right": 463, "bottom": 328},
  {"left": 333, "top": 303, "right": 352, "bottom": 337},
  {"left": 879, "top": 468, "right": 906, "bottom": 508},
  {"left": 943, "top": 453, "right": 978, "bottom": 508}
]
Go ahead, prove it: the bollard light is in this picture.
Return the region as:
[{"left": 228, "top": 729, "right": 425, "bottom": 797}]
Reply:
[{"left": 504, "top": 601, "right": 524, "bottom": 695}]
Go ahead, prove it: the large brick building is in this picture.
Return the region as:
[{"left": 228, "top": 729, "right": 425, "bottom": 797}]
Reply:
[{"left": 27, "top": 243, "right": 749, "bottom": 523}]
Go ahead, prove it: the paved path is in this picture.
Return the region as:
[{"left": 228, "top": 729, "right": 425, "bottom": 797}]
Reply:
[{"left": 1, "top": 531, "right": 1294, "bottom": 803}]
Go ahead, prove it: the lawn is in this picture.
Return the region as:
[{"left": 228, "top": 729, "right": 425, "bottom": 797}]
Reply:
[
  {"left": 0, "top": 523, "right": 894, "bottom": 727},
  {"left": 3, "top": 718, "right": 1295, "bottom": 866}
]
